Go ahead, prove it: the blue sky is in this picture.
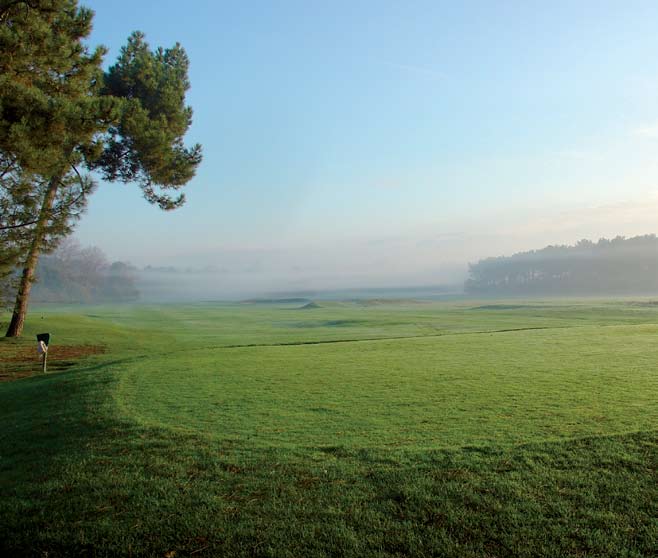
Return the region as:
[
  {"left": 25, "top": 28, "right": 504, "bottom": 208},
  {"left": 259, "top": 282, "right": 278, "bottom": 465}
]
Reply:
[{"left": 76, "top": 1, "right": 658, "bottom": 294}]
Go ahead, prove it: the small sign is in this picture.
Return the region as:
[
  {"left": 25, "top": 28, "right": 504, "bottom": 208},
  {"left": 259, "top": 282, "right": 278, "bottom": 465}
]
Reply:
[{"left": 36, "top": 333, "right": 50, "bottom": 373}]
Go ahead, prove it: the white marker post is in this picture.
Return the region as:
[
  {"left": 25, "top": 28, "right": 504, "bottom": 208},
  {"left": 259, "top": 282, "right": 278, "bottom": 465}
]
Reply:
[{"left": 36, "top": 333, "right": 50, "bottom": 373}]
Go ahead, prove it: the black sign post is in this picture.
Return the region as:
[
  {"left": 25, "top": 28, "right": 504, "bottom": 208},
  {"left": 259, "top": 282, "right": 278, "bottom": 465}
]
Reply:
[{"left": 36, "top": 333, "right": 50, "bottom": 373}]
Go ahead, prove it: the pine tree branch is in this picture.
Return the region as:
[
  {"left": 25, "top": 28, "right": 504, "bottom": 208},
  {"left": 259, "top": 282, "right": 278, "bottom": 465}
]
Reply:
[
  {"left": 0, "top": 163, "right": 93, "bottom": 231},
  {"left": 0, "top": 158, "right": 17, "bottom": 180},
  {"left": 0, "top": 219, "right": 38, "bottom": 231}
]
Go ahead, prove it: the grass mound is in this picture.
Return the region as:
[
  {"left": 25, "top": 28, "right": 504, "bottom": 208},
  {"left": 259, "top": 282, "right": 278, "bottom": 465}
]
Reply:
[
  {"left": 354, "top": 298, "right": 426, "bottom": 306},
  {"left": 1, "top": 365, "right": 655, "bottom": 557}
]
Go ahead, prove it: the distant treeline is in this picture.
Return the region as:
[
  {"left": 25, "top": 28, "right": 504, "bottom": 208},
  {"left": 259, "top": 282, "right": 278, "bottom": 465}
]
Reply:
[
  {"left": 30, "top": 240, "right": 139, "bottom": 303},
  {"left": 465, "top": 235, "right": 658, "bottom": 295}
]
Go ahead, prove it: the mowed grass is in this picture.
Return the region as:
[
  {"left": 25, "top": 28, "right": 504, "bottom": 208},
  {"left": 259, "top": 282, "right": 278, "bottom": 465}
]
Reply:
[{"left": 1, "top": 299, "right": 657, "bottom": 557}]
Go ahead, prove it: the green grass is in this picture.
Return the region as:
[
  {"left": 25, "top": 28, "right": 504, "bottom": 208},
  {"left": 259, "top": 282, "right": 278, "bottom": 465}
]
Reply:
[{"left": 1, "top": 299, "right": 656, "bottom": 557}]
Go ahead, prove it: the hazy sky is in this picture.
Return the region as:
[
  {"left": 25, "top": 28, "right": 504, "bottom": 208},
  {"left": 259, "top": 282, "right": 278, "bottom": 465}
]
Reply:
[{"left": 76, "top": 0, "right": 658, "bottom": 293}]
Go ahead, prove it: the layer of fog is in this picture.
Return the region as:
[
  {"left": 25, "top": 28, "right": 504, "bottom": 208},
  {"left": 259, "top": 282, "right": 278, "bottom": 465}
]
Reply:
[
  {"left": 83, "top": 195, "right": 658, "bottom": 302},
  {"left": 135, "top": 266, "right": 465, "bottom": 302}
]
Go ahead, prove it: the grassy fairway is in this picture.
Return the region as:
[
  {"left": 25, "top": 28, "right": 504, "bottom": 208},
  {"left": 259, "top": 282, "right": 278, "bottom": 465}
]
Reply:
[{"left": 1, "top": 300, "right": 657, "bottom": 557}]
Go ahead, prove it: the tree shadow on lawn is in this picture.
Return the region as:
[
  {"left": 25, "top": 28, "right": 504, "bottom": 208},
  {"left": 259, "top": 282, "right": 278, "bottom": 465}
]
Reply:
[{"left": 0, "top": 364, "right": 656, "bottom": 557}]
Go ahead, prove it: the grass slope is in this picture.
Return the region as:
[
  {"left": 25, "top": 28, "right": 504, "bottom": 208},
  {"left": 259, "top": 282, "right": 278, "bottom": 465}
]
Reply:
[{"left": 1, "top": 299, "right": 657, "bottom": 557}]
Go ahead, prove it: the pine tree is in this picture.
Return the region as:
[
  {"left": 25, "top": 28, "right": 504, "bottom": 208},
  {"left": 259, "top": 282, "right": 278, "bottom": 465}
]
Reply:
[
  {"left": 93, "top": 31, "right": 202, "bottom": 210},
  {"left": 0, "top": 1, "right": 202, "bottom": 336},
  {"left": 1, "top": 0, "right": 108, "bottom": 335}
]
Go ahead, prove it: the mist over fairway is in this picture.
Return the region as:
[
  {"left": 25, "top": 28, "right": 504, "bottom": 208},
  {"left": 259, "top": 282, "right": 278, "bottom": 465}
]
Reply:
[{"left": 135, "top": 268, "right": 465, "bottom": 303}]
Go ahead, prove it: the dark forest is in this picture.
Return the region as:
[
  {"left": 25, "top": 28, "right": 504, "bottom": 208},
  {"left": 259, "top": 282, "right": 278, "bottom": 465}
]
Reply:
[{"left": 465, "top": 235, "right": 658, "bottom": 295}]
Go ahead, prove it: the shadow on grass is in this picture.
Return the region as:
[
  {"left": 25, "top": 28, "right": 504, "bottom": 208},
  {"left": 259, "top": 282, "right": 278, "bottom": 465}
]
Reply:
[{"left": 1, "top": 365, "right": 656, "bottom": 557}]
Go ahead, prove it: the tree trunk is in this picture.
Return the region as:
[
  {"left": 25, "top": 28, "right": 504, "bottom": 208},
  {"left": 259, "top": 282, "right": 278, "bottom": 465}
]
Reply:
[{"left": 5, "top": 176, "right": 60, "bottom": 337}]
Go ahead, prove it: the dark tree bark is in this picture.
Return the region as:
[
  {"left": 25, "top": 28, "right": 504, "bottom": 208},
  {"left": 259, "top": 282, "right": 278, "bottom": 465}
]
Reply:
[{"left": 5, "top": 176, "right": 59, "bottom": 337}]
